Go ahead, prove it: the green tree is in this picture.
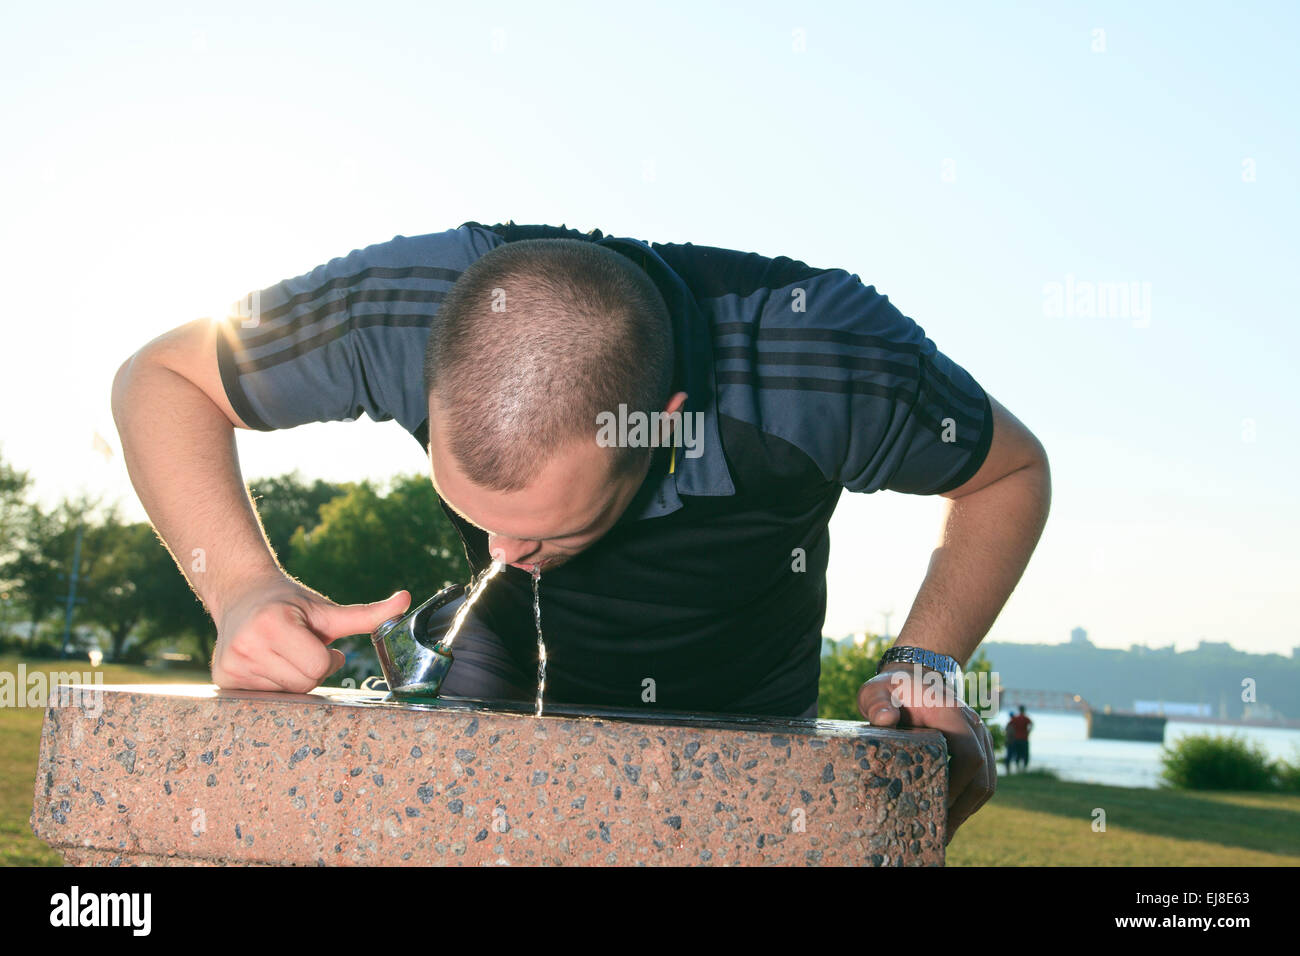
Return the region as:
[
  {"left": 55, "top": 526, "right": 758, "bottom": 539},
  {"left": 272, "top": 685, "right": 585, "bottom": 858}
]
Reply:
[
  {"left": 289, "top": 474, "right": 468, "bottom": 606},
  {"left": 818, "top": 634, "right": 890, "bottom": 720},
  {"left": 6, "top": 494, "right": 101, "bottom": 640},
  {"left": 0, "top": 447, "right": 32, "bottom": 578},
  {"left": 80, "top": 516, "right": 161, "bottom": 661},
  {"left": 247, "top": 472, "right": 347, "bottom": 565},
  {"left": 130, "top": 529, "right": 219, "bottom": 664},
  {"left": 0, "top": 448, "right": 33, "bottom": 637},
  {"left": 89, "top": 471, "right": 350, "bottom": 665}
]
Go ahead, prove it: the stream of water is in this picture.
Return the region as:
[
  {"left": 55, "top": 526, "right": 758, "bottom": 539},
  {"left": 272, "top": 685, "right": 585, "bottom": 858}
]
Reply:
[
  {"left": 532, "top": 565, "right": 546, "bottom": 717},
  {"left": 441, "top": 560, "right": 505, "bottom": 649}
]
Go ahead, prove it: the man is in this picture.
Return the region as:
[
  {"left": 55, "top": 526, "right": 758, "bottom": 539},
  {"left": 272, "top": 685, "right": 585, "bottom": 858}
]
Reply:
[
  {"left": 111, "top": 220, "right": 1051, "bottom": 843},
  {"left": 1007, "top": 705, "right": 1034, "bottom": 771}
]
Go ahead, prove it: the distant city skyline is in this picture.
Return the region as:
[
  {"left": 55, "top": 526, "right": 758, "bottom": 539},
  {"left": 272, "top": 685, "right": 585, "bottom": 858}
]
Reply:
[{"left": 828, "top": 624, "right": 1299, "bottom": 659}]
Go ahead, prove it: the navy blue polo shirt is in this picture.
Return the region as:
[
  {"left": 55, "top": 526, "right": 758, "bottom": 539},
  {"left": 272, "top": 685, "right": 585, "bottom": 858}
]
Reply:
[{"left": 216, "top": 221, "right": 993, "bottom": 716}]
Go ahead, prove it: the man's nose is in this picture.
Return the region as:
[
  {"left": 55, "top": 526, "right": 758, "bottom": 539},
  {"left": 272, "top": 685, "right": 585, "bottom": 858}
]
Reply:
[{"left": 488, "top": 535, "right": 541, "bottom": 566}]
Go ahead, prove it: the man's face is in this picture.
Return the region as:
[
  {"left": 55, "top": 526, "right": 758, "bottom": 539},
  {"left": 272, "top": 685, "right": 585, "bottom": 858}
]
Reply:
[{"left": 427, "top": 399, "right": 650, "bottom": 572}]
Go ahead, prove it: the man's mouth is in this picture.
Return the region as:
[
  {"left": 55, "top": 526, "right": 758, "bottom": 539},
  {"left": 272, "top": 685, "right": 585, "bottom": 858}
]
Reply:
[{"left": 511, "top": 554, "right": 570, "bottom": 573}]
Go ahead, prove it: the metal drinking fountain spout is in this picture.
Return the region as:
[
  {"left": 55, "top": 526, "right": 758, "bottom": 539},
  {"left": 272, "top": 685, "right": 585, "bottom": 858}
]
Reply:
[
  {"left": 369, "top": 583, "right": 465, "bottom": 698},
  {"left": 368, "top": 561, "right": 508, "bottom": 699}
]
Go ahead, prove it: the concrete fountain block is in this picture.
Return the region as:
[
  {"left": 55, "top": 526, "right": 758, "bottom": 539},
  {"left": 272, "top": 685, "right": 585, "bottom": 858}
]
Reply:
[{"left": 31, "top": 684, "right": 947, "bottom": 866}]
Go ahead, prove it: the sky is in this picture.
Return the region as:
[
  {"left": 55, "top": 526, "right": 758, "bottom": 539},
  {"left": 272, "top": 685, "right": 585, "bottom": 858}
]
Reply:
[{"left": 1, "top": 1, "right": 1296, "bottom": 655}]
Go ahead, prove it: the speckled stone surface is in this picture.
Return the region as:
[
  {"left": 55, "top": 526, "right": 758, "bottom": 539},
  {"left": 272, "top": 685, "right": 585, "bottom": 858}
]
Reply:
[{"left": 32, "top": 684, "right": 947, "bottom": 866}]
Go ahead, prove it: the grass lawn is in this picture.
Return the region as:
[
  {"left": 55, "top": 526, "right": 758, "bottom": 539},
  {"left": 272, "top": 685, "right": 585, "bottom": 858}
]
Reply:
[
  {"left": 4, "top": 655, "right": 1299, "bottom": 866},
  {"left": 946, "top": 769, "right": 1300, "bottom": 865}
]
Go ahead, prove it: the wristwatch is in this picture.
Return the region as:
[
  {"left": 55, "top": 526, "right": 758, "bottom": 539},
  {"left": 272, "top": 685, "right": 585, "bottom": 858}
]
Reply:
[{"left": 875, "top": 646, "right": 964, "bottom": 689}]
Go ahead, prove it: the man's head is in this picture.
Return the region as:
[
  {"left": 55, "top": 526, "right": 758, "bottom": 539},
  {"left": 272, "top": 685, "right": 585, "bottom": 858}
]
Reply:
[{"left": 424, "top": 238, "right": 683, "bottom": 571}]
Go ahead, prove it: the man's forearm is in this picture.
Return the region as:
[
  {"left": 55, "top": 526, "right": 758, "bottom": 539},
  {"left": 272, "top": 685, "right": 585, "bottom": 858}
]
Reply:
[
  {"left": 111, "top": 349, "right": 284, "bottom": 622},
  {"left": 891, "top": 459, "right": 1051, "bottom": 667}
]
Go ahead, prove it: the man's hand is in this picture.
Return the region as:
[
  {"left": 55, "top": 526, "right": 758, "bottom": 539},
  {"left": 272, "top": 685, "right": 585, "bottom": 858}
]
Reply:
[
  {"left": 857, "top": 662, "right": 995, "bottom": 847},
  {"left": 213, "top": 575, "right": 411, "bottom": 693}
]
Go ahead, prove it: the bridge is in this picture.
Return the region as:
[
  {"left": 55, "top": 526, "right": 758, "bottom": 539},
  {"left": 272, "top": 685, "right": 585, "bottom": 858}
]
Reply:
[{"left": 995, "top": 688, "right": 1090, "bottom": 713}]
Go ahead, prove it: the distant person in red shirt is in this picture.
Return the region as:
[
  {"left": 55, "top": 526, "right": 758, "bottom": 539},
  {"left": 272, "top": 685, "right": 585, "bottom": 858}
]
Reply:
[{"left": 1006, "top": 706, "right": 1033, "bottom": 772}]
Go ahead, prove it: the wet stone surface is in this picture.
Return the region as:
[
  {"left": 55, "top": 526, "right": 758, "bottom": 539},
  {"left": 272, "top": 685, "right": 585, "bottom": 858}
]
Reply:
[{"left": 32, "top": 684, "right": 947, "bottom": 866}]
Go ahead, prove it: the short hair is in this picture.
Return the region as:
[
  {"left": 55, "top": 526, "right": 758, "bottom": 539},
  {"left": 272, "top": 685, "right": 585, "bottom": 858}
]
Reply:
[{"left": 424, "top": 238, "right": 674, "bottom": 492}]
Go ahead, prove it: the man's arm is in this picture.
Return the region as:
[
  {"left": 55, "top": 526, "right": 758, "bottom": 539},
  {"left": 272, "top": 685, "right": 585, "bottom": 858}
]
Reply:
[
  {"left": 112, "top": 317, "right": 274, "bottom": 620},
  {"left": 859, "top": 393, "right": 1050, "bottom": 843},
  {"left": 111, "top": 226, "right": 499, "bottom": 690},
  {"left": 111, "top": 318, "right": 410, "bottom": 691},
  {"left": 880, "top": 393, "right": 1051, "bottom": 668}
]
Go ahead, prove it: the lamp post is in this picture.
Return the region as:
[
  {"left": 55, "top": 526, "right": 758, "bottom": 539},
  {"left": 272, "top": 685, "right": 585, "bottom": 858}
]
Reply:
[{"left": 59, "top": 523, "right": 84, "bottom": 659}]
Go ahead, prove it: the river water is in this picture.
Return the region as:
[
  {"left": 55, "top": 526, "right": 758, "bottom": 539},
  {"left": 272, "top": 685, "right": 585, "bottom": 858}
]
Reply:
[{"left": 998, "top": 711, "right": 1300, "bottom": 788}]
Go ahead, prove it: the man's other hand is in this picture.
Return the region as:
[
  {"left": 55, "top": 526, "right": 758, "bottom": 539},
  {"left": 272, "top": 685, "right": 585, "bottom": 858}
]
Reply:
[
  {"left": 856, "top": 662, "right": 996, "bottom": 847},
  {"left": 212, "top": 576, "right": 411, "bottom": 693}
]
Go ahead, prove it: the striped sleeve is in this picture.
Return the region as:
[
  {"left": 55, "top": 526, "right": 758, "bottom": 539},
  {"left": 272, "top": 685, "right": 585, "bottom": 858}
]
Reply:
[
  {"left": 216, "top": 225, "right": 500, "bottom": 434},
  {"left": 811, "top": 271, "right": 993, "bottom": 494},
  {"left": 676, "top": 243, "right": 993, "bottom": 496}
]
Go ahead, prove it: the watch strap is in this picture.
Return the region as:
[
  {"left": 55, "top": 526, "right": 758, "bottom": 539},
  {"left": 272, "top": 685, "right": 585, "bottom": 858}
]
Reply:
[{"left": 875, "top": 646, "right": 963, "bottom": 686}]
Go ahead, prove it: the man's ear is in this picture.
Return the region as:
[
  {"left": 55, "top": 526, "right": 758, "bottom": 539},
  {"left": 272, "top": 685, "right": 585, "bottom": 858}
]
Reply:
[
  {"left": 659, "top": 391, "right": 688, "bottom": 446},
  {"left": 663, "top": 391, "right": 688, "bottom": 415}
]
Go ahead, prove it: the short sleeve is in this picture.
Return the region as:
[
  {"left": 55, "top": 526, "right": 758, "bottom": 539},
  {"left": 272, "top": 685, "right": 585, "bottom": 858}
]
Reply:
[
  {"left": 216, "top": 225, "right": 500, "bottom": 434},
  {"left": 804, "top": 270, "right": 992, "bottom": 495},
  {"left": 698, "top": 255, "right": 994, "bottom": 496}
]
